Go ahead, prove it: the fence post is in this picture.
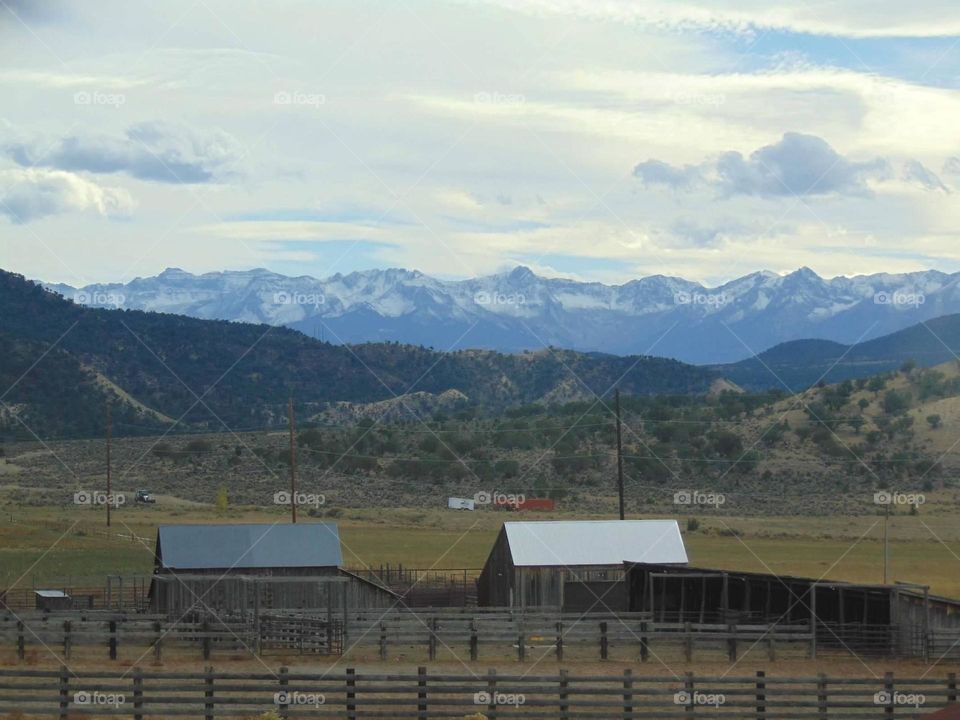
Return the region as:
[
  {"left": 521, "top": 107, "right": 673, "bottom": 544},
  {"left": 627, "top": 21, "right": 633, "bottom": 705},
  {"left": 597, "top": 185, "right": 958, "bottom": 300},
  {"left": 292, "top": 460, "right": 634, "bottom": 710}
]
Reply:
[
  {"left": 883, "top": 672, "right": 894, "bottom": 718},
  {"left": 767, "top": 624, "right": 776, "bottom": 661},
  {"left": 600, "top": 621, "right": 609, "bottom": 661},
  {"left": 428, "top": 618, "right": 438, "bottom": 661},
  {"left": 555, "top": 621, "right": 564, "bottom": 661},
  {"left": 517, "top": 625, "right": 525, "bottom": 663},
  {"left": 109, "top": 619, "right": 118, "bottom": 660},
  {"left": 559, "top": 668, "right": 569, "bottom": 720},
  {"left": 202, "top": 618, "right": 211, "bottom": 660},
  {"left": 639, "top": 620, "right": 649, "bottom": 662},
  {"left": 486, "top": 668, "right": 498, "bottom": 720},
  {"left": 153, "top": 620, "right": 162, "bottom": 664},
  {"left": 278, "top": 666, "right": 289, "bottom": 719},
  {"left": 417, "top": 665, "right": 428, "bottom": 720},
  {"left": 132, "top": 667, "right": 143, "bottom": 720},
  {"left": 948, "top": 672, "right": 957, "bottom": 704},
  {"left": 755, "top": 670, "right": 766, "bottom": 719},
  {"left": 727, "top": 623, "right": 737, "bottom": 662},
  {"left": 470, "top": 618, "right": 479, "bottom": 661},
  {"left": 346, "top": 667, "right": 356, "bottom": 720},
  {"left": 810, "top": 585, "right": 817, "bottom": 660},
  {"left": 684, "top": 621, "right": 692, "bottom": 662},
  {"left": 17, "top": 620, "right": 25, "bottom": 659},
  {"left": 815, "top": 674, "right": 828, "bottom": 718},
  {"left": 622, "top": 668, "right": 633, "bottom": 719},
  {"left": 204, "top": 666, "right": 214, "bottom": 720},
  {"left": 684, "top": 672, "right": 694, "bottom": 715},
  {"left": 63, "top": 620, "right": 71, "bottom": 660},
  {"left": 58, "top": 664, "right": 69, "bottom": 720},
  {"left": 379, "top": 622, "right": 387, "bottom": 661}
]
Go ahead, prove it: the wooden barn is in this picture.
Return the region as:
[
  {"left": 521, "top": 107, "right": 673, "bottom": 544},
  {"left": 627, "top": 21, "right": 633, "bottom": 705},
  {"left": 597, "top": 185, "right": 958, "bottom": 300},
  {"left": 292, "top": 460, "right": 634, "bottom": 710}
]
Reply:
[
  {"left": 626, "top": 562, "right": 960, "bottom": 658},
  {"left": 478, "top": 520, "right": 688, "bottom": 611},
  {"left": 149, "top": 523, "right": 397, "bottom": 614}
]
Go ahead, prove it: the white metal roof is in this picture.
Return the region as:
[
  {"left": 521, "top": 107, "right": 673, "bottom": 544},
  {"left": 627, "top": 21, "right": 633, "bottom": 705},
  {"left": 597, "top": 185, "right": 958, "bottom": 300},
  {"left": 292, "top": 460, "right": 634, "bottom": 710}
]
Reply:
[
  {"left": 503, "top": 520, "right": 688, "bottom": 567},
  {"left": 34, "top": 590, "right": 69, "bottom": 598}
]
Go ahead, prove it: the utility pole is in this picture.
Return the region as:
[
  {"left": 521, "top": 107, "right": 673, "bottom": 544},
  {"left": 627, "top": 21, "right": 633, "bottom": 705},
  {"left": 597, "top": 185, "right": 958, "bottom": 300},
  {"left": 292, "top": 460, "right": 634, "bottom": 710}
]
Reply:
[
  {"left": 288, "top": 398, "right": 297, "bottom": 523},
  {"left": 615, "top": 388, "right": 624, "bottom": 520},
  {"left": 105, "top": 401, "right": 112, "bottom": 527},
  {"left": 883, "top": 504, "right": 890, "bottom": 584}
]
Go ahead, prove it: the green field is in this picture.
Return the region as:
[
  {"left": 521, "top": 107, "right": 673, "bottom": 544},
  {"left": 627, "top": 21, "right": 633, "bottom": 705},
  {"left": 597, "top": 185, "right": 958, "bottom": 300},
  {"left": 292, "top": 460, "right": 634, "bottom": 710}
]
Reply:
[{"left": 4, "top": 504, "right": 960, "bottom": 599}]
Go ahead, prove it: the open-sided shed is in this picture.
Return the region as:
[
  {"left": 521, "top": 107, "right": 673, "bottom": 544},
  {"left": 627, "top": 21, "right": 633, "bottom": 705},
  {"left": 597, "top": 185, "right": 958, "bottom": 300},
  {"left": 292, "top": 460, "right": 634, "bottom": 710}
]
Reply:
[
  {"left": 149, "top": 523, "right": 396, "bottom": 614},
  {"left": 626, "top": 562, "right": 960, "bottom": 658},
  {"left": 478, "top": 520, "right": 688, "bottom": 611}
]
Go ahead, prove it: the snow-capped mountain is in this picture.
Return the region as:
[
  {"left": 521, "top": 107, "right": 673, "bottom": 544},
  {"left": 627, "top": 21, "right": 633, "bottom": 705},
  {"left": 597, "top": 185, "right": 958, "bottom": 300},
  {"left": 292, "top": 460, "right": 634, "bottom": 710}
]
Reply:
[{"left": 44, "top": 266, "right": 960, "bottom": 364}]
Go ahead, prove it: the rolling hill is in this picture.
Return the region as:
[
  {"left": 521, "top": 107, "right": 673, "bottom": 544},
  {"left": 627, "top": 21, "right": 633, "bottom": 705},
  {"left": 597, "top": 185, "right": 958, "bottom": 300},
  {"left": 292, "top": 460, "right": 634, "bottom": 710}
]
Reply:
[{"left": 722, "top": 315, "right": 960, "bottom": 390}]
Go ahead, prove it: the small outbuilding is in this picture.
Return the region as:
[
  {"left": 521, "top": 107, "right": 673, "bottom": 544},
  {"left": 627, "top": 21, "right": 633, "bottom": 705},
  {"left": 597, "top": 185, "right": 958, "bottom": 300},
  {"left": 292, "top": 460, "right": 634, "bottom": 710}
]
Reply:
[
  {"left": 34, "top": 590, "right": 71, "bottom": 612},
  {"left": 149, "top": 523, "right": 397, "bottom": 614},
  {"left": 478, "top": 519, "right": 688, "bottom": 611}
]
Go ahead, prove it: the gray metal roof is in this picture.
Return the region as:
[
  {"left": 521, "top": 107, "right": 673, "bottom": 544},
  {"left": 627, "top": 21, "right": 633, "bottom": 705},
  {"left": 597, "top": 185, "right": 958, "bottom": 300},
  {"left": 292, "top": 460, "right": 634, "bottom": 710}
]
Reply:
[
  {"left": 34, "top": 590, "right": 69, "bottom": 598},
  {"left": 504, "top": 520, "right": 688, "bottom": 567},
  {"left": 156, "top": 523, "right": 342, "bottom": 570}
]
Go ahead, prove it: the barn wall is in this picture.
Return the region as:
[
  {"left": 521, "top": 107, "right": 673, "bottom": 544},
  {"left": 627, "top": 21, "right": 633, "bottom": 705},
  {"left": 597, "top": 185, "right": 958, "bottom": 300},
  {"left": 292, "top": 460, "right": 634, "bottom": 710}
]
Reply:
[
  {"left": 478, "top": 528, "right": 514, "bottom": 606},
  {"left": 151, "top": 567, "right": 396, "bottom": 615}
]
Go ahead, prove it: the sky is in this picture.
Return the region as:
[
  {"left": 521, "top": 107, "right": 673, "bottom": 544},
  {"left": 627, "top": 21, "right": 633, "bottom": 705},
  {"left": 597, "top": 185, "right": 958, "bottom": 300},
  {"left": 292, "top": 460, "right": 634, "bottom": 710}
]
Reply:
[{"left": 3, "top": 0, "right": 960, "bottom": 287}]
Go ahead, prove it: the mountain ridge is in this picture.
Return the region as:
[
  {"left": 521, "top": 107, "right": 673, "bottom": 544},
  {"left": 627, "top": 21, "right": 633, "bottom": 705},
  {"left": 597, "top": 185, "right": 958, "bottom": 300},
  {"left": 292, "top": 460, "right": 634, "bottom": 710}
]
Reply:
[
  {"left": 0, "top": 269, "right": 716, "bottom": 439},
  {"left": 44, "top": 265, "right": 960, "bottom": 364}
]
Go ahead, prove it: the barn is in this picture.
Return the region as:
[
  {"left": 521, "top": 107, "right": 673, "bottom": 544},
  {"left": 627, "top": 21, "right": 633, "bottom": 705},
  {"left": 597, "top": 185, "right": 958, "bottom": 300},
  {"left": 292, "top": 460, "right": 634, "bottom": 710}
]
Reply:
[
  {"left": 478, "top": 520, "right": 688, "bottom": 611},
  {"left": 149, "top": 523, "right": 397, "bottom": 614}
]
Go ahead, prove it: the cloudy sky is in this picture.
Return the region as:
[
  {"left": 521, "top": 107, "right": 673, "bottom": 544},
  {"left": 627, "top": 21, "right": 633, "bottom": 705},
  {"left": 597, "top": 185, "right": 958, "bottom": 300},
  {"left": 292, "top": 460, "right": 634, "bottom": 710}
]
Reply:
[{"left": 3, "top": 0, "right": 960, "bottom": 287}]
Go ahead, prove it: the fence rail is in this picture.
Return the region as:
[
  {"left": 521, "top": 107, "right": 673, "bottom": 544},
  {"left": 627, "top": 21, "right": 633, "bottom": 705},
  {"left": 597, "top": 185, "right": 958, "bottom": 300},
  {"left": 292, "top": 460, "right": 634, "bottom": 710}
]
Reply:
[
  {"left": 4, "top": 609, "right": 941, "bottom": 665},
  {"left": 0, "top": 666, "right": 957, "bottom": 718}
]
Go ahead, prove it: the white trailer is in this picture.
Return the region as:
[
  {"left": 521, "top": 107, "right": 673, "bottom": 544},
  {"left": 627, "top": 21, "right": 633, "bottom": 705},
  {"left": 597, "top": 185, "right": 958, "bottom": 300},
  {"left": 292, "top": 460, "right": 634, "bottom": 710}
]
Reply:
[{"left": 447, "top": 497, "right": 475, "bottom": 511}]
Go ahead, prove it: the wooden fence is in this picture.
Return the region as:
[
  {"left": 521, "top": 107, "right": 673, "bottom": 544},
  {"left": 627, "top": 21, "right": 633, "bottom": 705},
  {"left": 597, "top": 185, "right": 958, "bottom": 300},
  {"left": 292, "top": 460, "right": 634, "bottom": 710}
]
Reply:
[
  {"left": 3, "top": 608, "right": 958, "bottom": 664},
  {"left": 0, "top": 666, "right": 958, "bottom": 718}
]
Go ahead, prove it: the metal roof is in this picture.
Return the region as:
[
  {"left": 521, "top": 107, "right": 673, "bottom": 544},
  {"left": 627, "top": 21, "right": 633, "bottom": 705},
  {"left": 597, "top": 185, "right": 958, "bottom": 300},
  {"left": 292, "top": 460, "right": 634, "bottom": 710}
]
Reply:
[
  {"left": 156, "top": 523, "right": 342, "bottom": 570},
  {"left": 34, "top": 590, "right": 69, "bottom": 598},
  {"left": 503, "top": 520, "right": 688, "bottom": 567}
]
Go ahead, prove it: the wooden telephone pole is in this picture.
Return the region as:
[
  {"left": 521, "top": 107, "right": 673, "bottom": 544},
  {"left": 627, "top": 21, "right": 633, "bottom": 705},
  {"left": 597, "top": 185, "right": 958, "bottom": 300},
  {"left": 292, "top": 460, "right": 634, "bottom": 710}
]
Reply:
[
  {"left": 288, "top": 398, "right": 297, "bottom": 523},
  {"left": 105, "top": 401, "right": 112, "bottom": 527},
  {"left": 615, "top": 389, "right": 624, "bottom": 520}
]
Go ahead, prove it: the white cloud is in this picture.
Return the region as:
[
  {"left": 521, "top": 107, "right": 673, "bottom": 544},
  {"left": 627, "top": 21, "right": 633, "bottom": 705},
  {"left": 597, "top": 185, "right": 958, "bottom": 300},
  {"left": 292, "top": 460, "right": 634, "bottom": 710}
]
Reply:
[
  {"left": 478, "top": 0, "right": 960, "bottom": 38},
  {"left": 6, "top": 122, "right": 243, "bottom": 184},
  {"left": 0, "top": 168, "right": 135, "bottom": 223}
]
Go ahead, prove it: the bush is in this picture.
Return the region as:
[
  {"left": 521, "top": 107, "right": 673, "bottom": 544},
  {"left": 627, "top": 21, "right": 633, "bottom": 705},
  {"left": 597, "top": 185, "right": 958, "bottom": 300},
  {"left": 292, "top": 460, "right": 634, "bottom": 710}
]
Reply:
[
  {"left": 882, "top": 389, "right": 911, "bottom": 416},
  {"left": 186, "top": 438, "right": 213, "bottom": 453}
]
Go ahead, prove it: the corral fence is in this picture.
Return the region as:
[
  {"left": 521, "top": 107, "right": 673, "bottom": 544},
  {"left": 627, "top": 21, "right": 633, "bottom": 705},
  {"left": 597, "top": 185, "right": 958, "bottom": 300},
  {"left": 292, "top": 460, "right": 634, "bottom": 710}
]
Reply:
[
  {"left": 4, "top": 608, "right": 955, "bottom": 664},
  {"left": 0, "top": 567, "right": 479, "bottom": 613},
  {"left": 347, "top": 567, "right": 479, "bottom": 607},
  {"left": 0, "top": 666, "right": 958, "bottom": 718},
  {"left": 0, "top": 576, "right": 149, "bottom": 613}
]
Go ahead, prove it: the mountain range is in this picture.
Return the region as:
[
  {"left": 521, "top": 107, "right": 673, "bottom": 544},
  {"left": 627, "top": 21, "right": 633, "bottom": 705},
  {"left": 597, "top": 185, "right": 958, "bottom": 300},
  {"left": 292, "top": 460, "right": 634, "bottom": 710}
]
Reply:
[
  {"left": 6, "top": 268, "right": 960, "bottom": 439},
  {"left": 0, "top": 270, "right": 713, "bottom": 439},
  {"left": 45, "top": 266, "right": 959, "bottom": 364}
]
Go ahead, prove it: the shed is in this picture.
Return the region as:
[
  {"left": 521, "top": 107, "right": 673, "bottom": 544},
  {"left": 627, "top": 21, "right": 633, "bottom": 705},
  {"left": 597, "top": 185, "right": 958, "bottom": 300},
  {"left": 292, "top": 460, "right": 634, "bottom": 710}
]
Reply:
[
  {"left": 149, "top": 523, "right": 397, "bottom": 614},
  {"left": 478, "top": 520, "right": 688, "bottom": 611},
  {"left": 625, "top": 562, "right": 960, "bottom": 658},
  {"left": 34, "top": 590, "right": 71, "bottom": 612}
]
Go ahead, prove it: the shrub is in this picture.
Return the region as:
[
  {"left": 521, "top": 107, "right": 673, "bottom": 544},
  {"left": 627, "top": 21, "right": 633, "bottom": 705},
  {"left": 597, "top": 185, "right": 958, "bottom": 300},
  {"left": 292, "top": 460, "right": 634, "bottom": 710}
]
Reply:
[{"left": 186, "top": 438, "right": 213, "bottom": 453}]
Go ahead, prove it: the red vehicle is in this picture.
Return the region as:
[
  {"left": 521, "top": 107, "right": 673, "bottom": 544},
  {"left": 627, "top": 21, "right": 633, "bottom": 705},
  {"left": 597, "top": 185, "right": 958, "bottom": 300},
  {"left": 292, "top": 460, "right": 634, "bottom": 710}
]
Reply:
[{"left": 493, "top": 495, "right": 556, "bottom": 511}]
